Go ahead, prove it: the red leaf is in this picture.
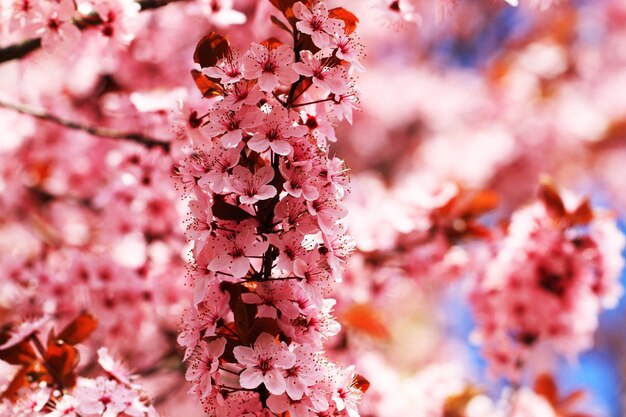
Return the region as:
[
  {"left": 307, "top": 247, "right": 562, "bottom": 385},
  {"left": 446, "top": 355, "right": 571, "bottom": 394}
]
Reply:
[
  {"left": 0, "top": 340, "right": 37, "bottom": 366},
  {"left": 461, "top": 190, "right": 500, "bottom": 219},
  {"left": 269, "top": 0, "right": 312, "bottom": 24},
  {"left": 538, "top": 178, "right": 566, "bottom": 220},
  {"left": 534, "top": 373, "right": 559, "bottom": 406},
  {"left": 569, "top": 198, "right": 594, "bottom": 226},
  {"left": 46, "top": 341, "right": 80, "bottom": 388},
  {"left": 329, "top": 7, "right": 359, "bottom": 34},
  {"left": 260, "top": 38, "right": 284, "bottom": 50},
  {"left": 58, "top": 312, "right": 98, "bottom": 346},
  {"left": 0, "top": 367, "right": 30, "bottom": 401},
  {"left": 193, "top": 32, "right": 230, "bottom": 69},
  {"left": 191, "top": 69, "right": 224, "bottom": 97},
  {"left": 351, "top": 374, "right": 370, "bottom": 394},
  {"left": 341, "top": 303, "right": 389, "bottom": 340}
]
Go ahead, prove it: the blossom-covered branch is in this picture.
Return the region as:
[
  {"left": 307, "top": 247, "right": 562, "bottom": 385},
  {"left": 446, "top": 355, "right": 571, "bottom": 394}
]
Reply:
[
  {"left": 175, "top": 0, "right": 367, "bottom": 415},
  {"left": 0, "top": 99, "right": 170, "bottom": 150},
  {"left": 0, "top": 0, "right": 187, "bottom": 64}
]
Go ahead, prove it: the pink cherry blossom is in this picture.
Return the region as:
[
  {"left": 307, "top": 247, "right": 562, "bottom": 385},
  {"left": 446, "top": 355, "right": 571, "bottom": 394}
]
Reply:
[
  {"left": 202, "top": 54, "right": 244, "bottom": 85},
  {"left": 293, "top": 2, "right": 345, "bottom": 48},
  {"left": 226, "top": 165, "right": 277, "bottom": 205},
  {"left": 242, "top": 43, "right": 299, "bottom": 92},
  {"left": 207, "top": 221, "right": 269, "bottom": 278},
  {"left": 293, "top": 50, "right": 349, "bottom": 95},
  {"left": 185, "top": 338, "right": 227, "bottom": 400},
  {"left": 201, "top": 104, "right": 264, "bottom": 148},
  {"left": 233, "top": 332, "right": 297, "bottom": 395},
  {"left": 247, "top": 107, "right": 308, "bottom": 155}
]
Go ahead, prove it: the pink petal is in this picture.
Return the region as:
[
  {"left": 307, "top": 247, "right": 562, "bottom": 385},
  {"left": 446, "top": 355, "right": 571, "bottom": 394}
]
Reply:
[
  {"left": 247, "top": 134, "right": 269, "bottom": 153},
  {"left": 239, "top": 368, "right": 264, "bottom": 389},
  {"left": 256, "top": 185, "right": 277, "bottom": 200},
  {"left": 233, "top": 346, "right": 257, "bottom": 367},
  {"left": 270, "top": 140, "right": 292, "bottom": 156},
  {"left": 264, "top": 369, "right": 287, "bottom": 395}
]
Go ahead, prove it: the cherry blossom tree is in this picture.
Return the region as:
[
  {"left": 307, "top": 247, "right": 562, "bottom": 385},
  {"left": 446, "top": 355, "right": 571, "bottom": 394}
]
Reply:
[{"left": 1, "top": 0, "right": 626, "bottom": 416}]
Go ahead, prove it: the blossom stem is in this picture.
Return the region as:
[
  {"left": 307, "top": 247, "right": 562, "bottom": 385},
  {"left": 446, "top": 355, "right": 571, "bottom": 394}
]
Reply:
[
  {"left": 291, "top": 97, "right": 334, "bottom": 108},
  {"left": 0, "top": 99, "right": 170, "bottom": 150}
]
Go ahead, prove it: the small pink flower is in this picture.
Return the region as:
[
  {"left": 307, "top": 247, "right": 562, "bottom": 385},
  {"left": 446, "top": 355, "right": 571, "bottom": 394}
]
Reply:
[
  {"left": 233, "top": 332, "right": 296, "bottom": 395},
  {"left": 266, "top": 230, "right": 307, "bottom": 273},
  {"left": 293, "top": 2, "right": 345, "bottom": 48},
  {"left": 331, "top": 366, "right": 362, "bottom": 417},
  {"left": 222, "top": 80, "right": 265, "bottom": 111},
  {"left": 329, "top": 33, "right": 365, "bottom": 73},
  {"left": 330, "top": 89, "right": 360, "bottom": 125},
  {"left": 242, "top": 43, "right": 299, "bottom": 92},
  {"left": 279, "top": 160, "right": 319, "bottom": 201},
  {"left": 283, "top": 345, "right": 323, "bottom": 400},
  {"left": 97, "top": 347, "right": 135, "bottom": 387},
  {"left": 36, "top": 5, "right": 81, "bottom": 53},
  {"left": 46, "top": 394, "right": 80, "bottom": 417},
  {"left": 208, "top": 222, "right": 269, "bottom": 278},
  {"left": 266, "top": 394, "right": 311, "bottom": 417},
  {"left": 202, "top": 104, "right": 264, "bottom": 148},
  {"left": 94, "top": 0, "right": 140, "bottom": 44},
  {"left": 226, "top": 166, "right": 277, "bottom": 205},
  {"left": 248, "top": 107, "right": 307, "bottom": 155},
  {"left": 203, "top": 54, "right": 244, "bottom": 85},
  {"left": 185, "top": 338, "right": 227, "bottom": 400},
  {"left": 0, "top": 316, "right": 49, "bottom": 350},
  {"left": 292, "top": 51, "right": 349, "bottom": 95}
]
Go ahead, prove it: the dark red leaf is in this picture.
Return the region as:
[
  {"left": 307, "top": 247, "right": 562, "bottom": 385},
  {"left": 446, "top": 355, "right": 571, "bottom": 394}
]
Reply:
[
  {"left": 58, "top": 312, "right": 98, "bottom": 346},
  {"left": 191, "top": 69, "right": 224, "bottom": 97},
  {"left": 0, "top": 367, "right": 30, "bottom": 401},
  {"left": 193, "top": 32, "right": 230, "bottom": 69},
  {"left": 260, "top": 38, "right": 284, "bottom": 50},
  {"left": 461, "top": 190, "right": 500, "bottom": 219},
  {"left": 351, "top": 374, "right": 370, "bottom": 394},
  {"left": 46, "top": 341, "right": 80, "bottom": 388},
  {"left": 329, "top": 7, "right": 359, "bottom": 34},
  {"left": 341, "top": 303, "right": 389, "bottom": 340},
  {"left": 569, "top": 198, "right": 594, "bottom": 226},
  {"left": 534, "top": 373, "right": 559, "bottom": 406},
  {"left": 538, "top": 179, "right": 566, "bottom": 220},
  {"left": 0, "top": 340, "right": 37, "bottom": 366}
]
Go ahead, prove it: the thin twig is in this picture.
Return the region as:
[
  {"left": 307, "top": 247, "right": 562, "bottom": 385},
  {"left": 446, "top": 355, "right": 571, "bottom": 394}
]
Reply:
[
  {"left": 0, "top": 99, "right": 170, "bottom": 151},
  {"left": 0, "top": 0, "right": 187, "bottom": 64},
  {"left": 291, "top": 97, "right": 333, "bottom": 108}
]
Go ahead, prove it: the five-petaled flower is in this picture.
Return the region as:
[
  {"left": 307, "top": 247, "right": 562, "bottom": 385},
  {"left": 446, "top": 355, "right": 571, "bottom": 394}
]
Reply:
[{"left": 233, "top": 332, "right": 297, "bottom": 395}]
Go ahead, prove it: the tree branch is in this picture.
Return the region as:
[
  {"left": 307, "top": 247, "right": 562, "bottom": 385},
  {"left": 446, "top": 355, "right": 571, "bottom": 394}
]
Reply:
[
  {"left": 0, "top": 99, "right": 170, "bottom": 151},
  {"left": 0, "top": 0, "right": 186, "bottom": 65}
]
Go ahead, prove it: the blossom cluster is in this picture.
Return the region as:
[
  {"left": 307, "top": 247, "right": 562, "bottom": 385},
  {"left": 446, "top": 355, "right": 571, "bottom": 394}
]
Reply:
[
  {"left": 0, "top": 314, "right": 160, "bottom": 417},
  {"left": 175, "top": 1, "right": 367, "bottom": 415},
  {"left": 0, "top": 0, "right": 246, "bottom": 53},
  {"left": 470, "top": 182, "right": 625, "bottom": 380}
]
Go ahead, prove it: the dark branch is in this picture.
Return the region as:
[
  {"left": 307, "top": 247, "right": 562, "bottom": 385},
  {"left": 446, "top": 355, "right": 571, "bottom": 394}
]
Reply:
[
  {"left": 0, "top": 0, "right": 186, "bottom": 65},
  {"left": 0, "top": 99, "right": 170, "bottom": 151}
]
